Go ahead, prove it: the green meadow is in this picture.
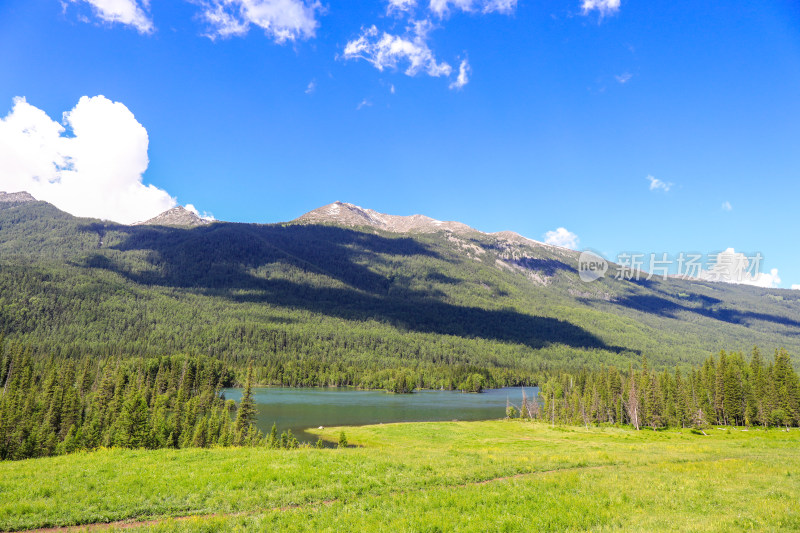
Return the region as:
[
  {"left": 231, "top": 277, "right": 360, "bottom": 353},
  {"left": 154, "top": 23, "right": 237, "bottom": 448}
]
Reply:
[{"left": 1, "top": 421, "right": 798, "bottom": 532}]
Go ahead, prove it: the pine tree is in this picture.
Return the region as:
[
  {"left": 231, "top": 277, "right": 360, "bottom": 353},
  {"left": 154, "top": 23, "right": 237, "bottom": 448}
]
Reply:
[
  {"left": 267, "top": 422, "right": 278, "bottom": 448},
  {"left": 714, "top": 351, "right": 728, "bottom": 424},
  {"left": 772, "top": 349, "right": 800, "bottom": 425},
  {"left": 235, "top": 363, "right": 257, "bottom": 439},
  {"left": 749, "top": 346, "right": 767, "bottom": 426},
  {"left": 115, "top": 391, "right": 150, "bottom": 448},
  {"left": 723, "top": 355, "right": 744, "bottom": 426},
  {"left": 192, "top": 417, "right": 208, "bottom": 448}
]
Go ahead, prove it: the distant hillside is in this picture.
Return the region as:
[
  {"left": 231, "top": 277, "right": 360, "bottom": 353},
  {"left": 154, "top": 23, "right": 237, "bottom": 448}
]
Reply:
[{"left": 0, "top": 195, "right": 798, "bottom": 387}]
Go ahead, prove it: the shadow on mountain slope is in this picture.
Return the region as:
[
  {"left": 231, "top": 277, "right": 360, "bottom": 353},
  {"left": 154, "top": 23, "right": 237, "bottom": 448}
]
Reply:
[
  {"left": 614, "top": 293, "right": 800, "bottom": 330},
  {"left": 77, "top": 222, "right": 627, "bottom": 353}
]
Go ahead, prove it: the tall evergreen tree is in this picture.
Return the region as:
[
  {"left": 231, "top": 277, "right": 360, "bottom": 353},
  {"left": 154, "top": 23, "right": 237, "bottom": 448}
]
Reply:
[{"left": 235, "top": 362, "right": 257, "bottom": 439}]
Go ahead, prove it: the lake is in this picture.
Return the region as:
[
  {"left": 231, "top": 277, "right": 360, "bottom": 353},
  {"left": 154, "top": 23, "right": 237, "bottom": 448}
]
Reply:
[{"left": 221, "top": 386, "right": 538, "bottom": 443}]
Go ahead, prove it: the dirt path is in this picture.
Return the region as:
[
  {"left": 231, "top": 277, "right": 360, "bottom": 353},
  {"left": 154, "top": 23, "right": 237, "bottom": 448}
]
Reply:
[{"left": 16, "top": 500, "right": 338, "bottom": 533}]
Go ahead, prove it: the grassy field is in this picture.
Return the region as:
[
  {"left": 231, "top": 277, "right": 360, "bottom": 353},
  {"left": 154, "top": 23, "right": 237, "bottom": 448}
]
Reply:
[{"left": 0, "top": 421, "right": 798, "bottom": 532}]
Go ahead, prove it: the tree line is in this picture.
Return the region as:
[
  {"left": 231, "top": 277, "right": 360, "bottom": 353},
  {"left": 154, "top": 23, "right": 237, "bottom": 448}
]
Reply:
[
  {"left": 519, "top": 347, "right": 800, "bottom": 429},
  {"left": 2, "top": 336, "right": 798, "bottom": 461},
  {"left": 0, "top": 338, "right": 277, "bottom": 460}
]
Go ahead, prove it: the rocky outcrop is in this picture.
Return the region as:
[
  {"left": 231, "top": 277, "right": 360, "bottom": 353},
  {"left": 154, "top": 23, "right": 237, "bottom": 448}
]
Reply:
[
  {"left": 0, "top": 191, "right": 36, "bottom": 204},
  {"left": 295, "top": 201, "right": 477, "bottom": 235},
  {"left": 134, "top": 206, "right": 213, "bottom": 227}
]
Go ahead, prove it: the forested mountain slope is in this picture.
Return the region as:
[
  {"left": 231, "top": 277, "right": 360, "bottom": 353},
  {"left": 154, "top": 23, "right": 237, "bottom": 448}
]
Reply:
[{"left": 0, "top": 197, "right": 798, "bottom": 386}]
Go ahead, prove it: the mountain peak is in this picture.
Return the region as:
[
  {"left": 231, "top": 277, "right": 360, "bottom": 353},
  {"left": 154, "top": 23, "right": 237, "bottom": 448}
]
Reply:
[
  {"left": 294, "top": 201, "right": 477, "bottom": 235},
  {"left": 133, "top": 206, "right": 213, "bottom": 227},
  {"left": 293, "top": 202, "right": 558, "bottom": 252},
  {"left": 0, "top": 191, "right": 37, "bottom": 204}
]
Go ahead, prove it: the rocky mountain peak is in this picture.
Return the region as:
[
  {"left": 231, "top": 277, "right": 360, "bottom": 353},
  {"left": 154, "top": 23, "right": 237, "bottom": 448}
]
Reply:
[
  {"left": 133, "top": 206, "right": 213, "bottom": 227},
  {"left": 294, "top": 201, "right": 478, "bottom": 235},
  {"left": 0, "top": 191, "right": 37, "bottom": 204},
  {"left": 294, "top": 201, "right": 558, "bottom": 249}
]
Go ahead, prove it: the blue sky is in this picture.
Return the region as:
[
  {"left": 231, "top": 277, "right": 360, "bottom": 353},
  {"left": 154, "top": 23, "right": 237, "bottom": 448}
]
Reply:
[{"left": 1, "top": 0, "right": 799, "bottom": 288}]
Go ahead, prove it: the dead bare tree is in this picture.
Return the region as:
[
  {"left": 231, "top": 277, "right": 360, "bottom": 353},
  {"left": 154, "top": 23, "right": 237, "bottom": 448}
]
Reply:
[
  {"left": 624, "top": 379, "right": 641, "bottom": 430},
  {"left": 579, "top": 398, "right": 591, "bottom": 429},
  {"left": 516, "top": 387, "right": 541, "bottom": 420},
  {"left": 691, "top": 407, "right": 708, "bottom": 435}
]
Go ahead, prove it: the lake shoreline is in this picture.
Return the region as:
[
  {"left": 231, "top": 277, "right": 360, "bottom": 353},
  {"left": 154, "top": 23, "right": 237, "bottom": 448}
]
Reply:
[{"left": 221, "top": 386, "right": 539, "bottom": 443}]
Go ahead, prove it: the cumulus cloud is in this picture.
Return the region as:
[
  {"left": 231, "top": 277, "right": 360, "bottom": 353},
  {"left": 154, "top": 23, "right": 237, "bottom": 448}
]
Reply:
[
  {"left": 199, "top": 0, "right": 321, "bottom": 43},
  {"left": 70, "top": 0, "right": 154, "bottom": 33},
  {"left": 581, "top": 0, "right": 620, "bottom": 16},
  {"left": 700, "top": 248, "right": 781, "bottom": 288},
  {"left": 343, "top": 21, "right": 453, "bottom": 78},
  {"left": 722, "top": 201, "right": 732, "bottom": 211},
  {"left": 0, "top": 96, "right": 179, "bottom": 224},
  {"left": 449, "top": 58, "right": 471, "bottom": 90},
  {"left": 753, "top": 268, "right": 782, "bottom": 288},
  {"left": 544, "top": 227, "right": 579, "bottom": 250},
  {"left": 647, "top": 175, "right": 672, "bottom": 193},
  {"left": 792, "top": 285, "right": 800, "bottom": 290}
]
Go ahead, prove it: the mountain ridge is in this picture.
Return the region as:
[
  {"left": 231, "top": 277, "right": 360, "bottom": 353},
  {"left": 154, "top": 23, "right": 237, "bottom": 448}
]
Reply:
[
  {"left": 0, "top": 194, "right": 798, "bottom": 381},
  {"left": 134, "top": 206, "right": 213, "bottom": 227},
  {"left": 295, "top": 201, "right": 480, "bottom": 235},
  {"left": 293, "top": 201, "right": 559, "bottom": 251},
  {"left": 0, "top": 191, "right": 36, "bottom": 204}
]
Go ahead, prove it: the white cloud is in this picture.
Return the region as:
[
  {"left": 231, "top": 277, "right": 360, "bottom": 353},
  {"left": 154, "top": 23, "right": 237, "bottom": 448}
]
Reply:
[
  {"left": 722, "top": 201, "right": 732, "bottom": 211},
  {"left": 754, "top": 268, "right": 782, "bottom": 288},
  {"left": 305, "top": 80, "right": 316, "bottom": 94},
  {"left": 185, "top": 203, "right": 216, "bottom": 221},
  {"left": 700, "top": 248, "right": 781, "bottom": 288},
  {"left": 544, "top": 227, "right": 579, "bottom": 250},
  {"left": 429, "top": 0, "right": 517, "bottom": 17},
  {"left": 647, "top": 175, "right": 672, "bottom": 193},
  {"left": 792, "top": 284, "right": 800, "bottom": 290},
  {"left": 348, "top": 0, "right": 516, "bottom": 87},
  {"left": 387, "top": 0, "right": 417, "bottom": 15},
  {"left": 199, "top": 0, "right": 321, "bottom": 43},
  {"left": 200, "top": 2, "right": 250, "bottom": 37},
  {"left": 449, "top": 58, "right": 471, "bottom": 90},
  {"left": 0, "top": 96, "right": 179, "bottom": 224},
  {"left": 343, "top": 21, "right": 453, "bottom": 78},
  {"left": 581, "top": 0, "right": 620, "bottom": 16},
  {"left": 70, "top": 0, "right": 154, "bottom": 33},
  {"left": 615, "top": 72, "right": 632, "bottom": 84},
  {"left": 356, "top": 98, "right": 373, "bottom": 110}
]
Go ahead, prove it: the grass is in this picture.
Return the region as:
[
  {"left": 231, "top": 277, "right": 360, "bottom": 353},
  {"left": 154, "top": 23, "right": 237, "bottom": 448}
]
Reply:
[{"left": 0, "top": 421, "right": 798, "bottom": 531}]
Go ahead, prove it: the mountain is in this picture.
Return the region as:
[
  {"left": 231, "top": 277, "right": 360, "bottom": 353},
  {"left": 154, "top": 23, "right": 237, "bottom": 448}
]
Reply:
[
  {"left": 0, "top": 195, "right": 798, "bottom": 387},
  {"left": 295, "top": 201, "right": 477, "bottom": 235},
  {"left": 135, "top": 206, "right": 213, "bottom": 227},
  {"left": 0, "top": 191, "right": 36, "bottom": 205}
]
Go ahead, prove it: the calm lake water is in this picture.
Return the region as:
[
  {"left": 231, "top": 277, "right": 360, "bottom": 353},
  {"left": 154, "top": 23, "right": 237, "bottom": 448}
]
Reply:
[{"left": 221, "top": 386, "right": 538, "bottom": 443}]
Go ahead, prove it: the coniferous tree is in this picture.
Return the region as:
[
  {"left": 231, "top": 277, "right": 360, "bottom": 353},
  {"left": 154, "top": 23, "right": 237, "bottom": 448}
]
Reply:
[{"left": 235, "top": 362, "right": 257, "bottom": 441}]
